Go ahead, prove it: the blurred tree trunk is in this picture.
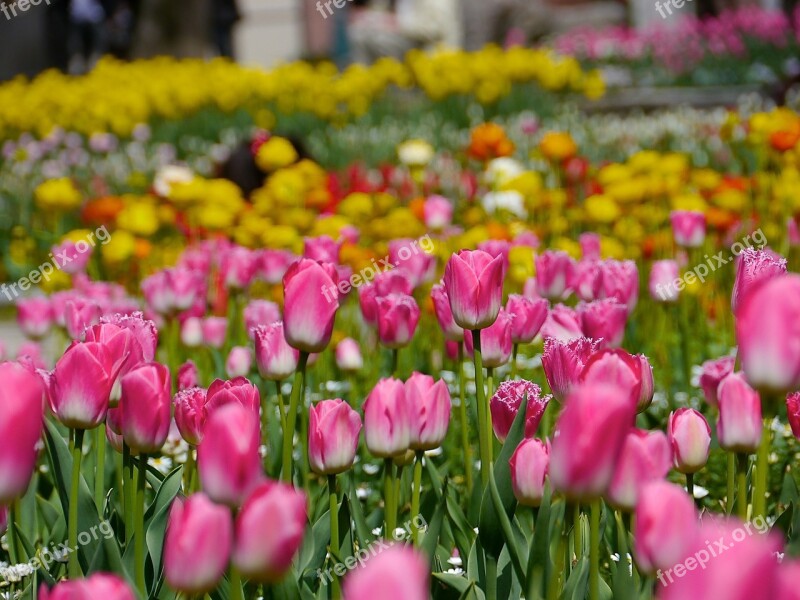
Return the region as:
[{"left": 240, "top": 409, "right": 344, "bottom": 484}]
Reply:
[{"left": 132, "top": 0, "right": 212, "bottom": 58}]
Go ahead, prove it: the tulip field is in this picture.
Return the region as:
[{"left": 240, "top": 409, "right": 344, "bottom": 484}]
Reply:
[{"left": 7, "top": 14, "right": 800, "bottom": 600}]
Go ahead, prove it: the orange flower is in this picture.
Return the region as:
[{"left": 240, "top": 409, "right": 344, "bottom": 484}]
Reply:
[
  {"left": 468, "top": 123, "right": 515, "bottom": 161},
  {"left": 539, "top": 132, "right": 577, "bottom": 162},
  {"left": 81, "top": 196, "right": 125, "bottom": 225},
  {"left": 770, "top": 128, "right": 800, "bottom": 152}
]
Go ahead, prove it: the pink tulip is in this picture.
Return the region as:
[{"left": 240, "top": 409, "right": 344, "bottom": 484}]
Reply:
[
  {"left": 633, "top": 481, "right": 698, "bottom": 575},
  {"left": 181, "top": 317, "right": 203, "bottom": 347},
  {"left": 226, "top": 346, "right": 252, "bottom": 378},
  {"left": 253, "top": 322, "right": 300, "bottom": 381},
  {"left": 406, "top": 372, "right": 451, "bottom": 450},
  {"left": 99, "top": 311, "right": 158, "bottom": 362},
  {"left": 174, "top": 387, "right": 208, "bottom": 445},
  {"left": 489, "top": 380, "right": 551, "bottom": 442},
  {"left": 443, "top": 249, "right": 505, "bottom": 330},
  {"left": 335, "top": 338, "right": 363, "bottom": 372},
  {"left": 202, "top": 317, "right": 228, "bottom": 349},
  {"left": 164, "top": 493, "right": 233, "bottom": 594},
  {"left": 424, "top": 195, "right": 453, "bottom": 229},
  {"left": 83, "top": 322, "right": 143, "bottom": 401},
  {"left": 308, "top": 399, "right": 362, "bottom": 474},
  {"left": 121, "top": 362, "right": 171, "bottom": 453},
  {"left": 649, "top": 260, "right": 681, "bottom": 302},
  {"left": 359, "top": 271, "right": 413, "bottom": 327},
  {"left": 342, "top": 546, "right": 429, "bottom": 600},
  {"left": 540, "top": 304, "right": 583, "bottom": 342},
  {"left": 259, "top": 249, "right": 298, "bottom": 284},
  {"left": 477, "top": 240, "right": 511, "bottom": 276},
  {"left": 580, "top": 349, "right": 643, "bottom": 410},
  {"left": 0, "top": 506, "right": 6, "bottom": 536},
  {"left": 579, "top": 233, "right": 601, "bottom": 260},
  {"left": 570, "top": 260, "right": 603, "bottom": 302},
  {"left": 39, "top": 573, "right": 136, "bottom": 600},
  {"left": 535, "top": 250, "right": 574, "bottom": 300},
  {"left": 232, "top": 481, "right": 307, "bottom": 583},
  {"left": 243, "top": 299, "right": 281, "bottom": 338},
  {"left": 168, "top": 267, "right": 206, "bottom": 311},
  {"left": 17, "top": 341, "right": 46, "bottom": 370},
  {"left": 304, "top": 235, "right": 342, "bottom": 264},
  {"left": 732, "top": 248, "right": 787, "bottom": 315},
  {"left": 668, "top": 408, "right": 711, "bottom": 473},
  {"left": 0, "top": 362, "right": 44, "bottom": 503},
  {"left": 178, "top": 360, "right": 199, "bottom": 390},
  {"left": 283, "top": 258, "right": 339, "bottom": 353},
  {"left": 431, "top": 283, "right": 464, "bottom": 341},
  {"left": 509, "top": 438, "right": 549, "bottom": 507},
  {"left": 463, "top": 308, "right": 513, "bottom": 368},
  {"left": 51, "top": 239, "right": 93, "bottom": 274},
  {"left": 636, "top": 354, "right": 655, "bottom": 413},
  {"left": 51, "top": 342, "right": 123, "bottom": 429},
  {"left": 506, "top": 294, "right": 548, "bottom": 344},
  {"left": 64, "top": 298, "right": 102, "bottom": 339},
  {"left": 549, "top": 382, "right": 635, "bottom": 501},
  {"left": 364, "top": 378, "right": 411, "bottom": 458},
  {"left": 599, "top": 259, "right": 639, "bottom": 313},
  {"left": 787, "top": 392, "right": 800, "bottom": 440},
  {"left": 198, "top": 403, "right": 262, "bottom": 506},
  {"left": 220, "top": 246, "right": 258, "bottom": 290},
  {"left": 206, "top": 376, "right": 260, "bottom": 415},
  {"left": 579, "top": 298, "right": 628, "bottom": 348},
  {"left": 17, "top": 297, "right": 53, "bottom": 339},
  {"left": 717, "top": 373, "right": 762, "bottom": 453},
  {"left": 376, "top": 294, "right": 420, "bottom": 349},
  {"left": 698, "top": 355, "right": 735, "bottom": 408},
  {"left": 670, "top": 210, "right": 706, "bottom": 248},
  {"left": 542, "top": 337, "right": 601, "bottom": 402},
  {"left": 390, "top": 238, "right": 436, "bottom": 288},
  {"left": 607, "top": 429, "right": 672, "bottom": 511}
]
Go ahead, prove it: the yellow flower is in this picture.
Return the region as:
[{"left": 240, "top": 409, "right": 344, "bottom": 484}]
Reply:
[
  {"left": 671, "top": 193, "right": 707, "bottom": 212},
  {"left": 338, "top": 192, "right": 374, "bottom": 222},
  {"left": 117, "top": 200, "right": 160, "bottom": 237},
  {"left": 34, "top": 178, "right": 82, "bottom": 211},
  {"left": 508, "top": 245, "right": 535, "bottom": 285},
  {"left": 255, "top": 137, "right": 299, "bottom": 172},
  {"left": 584, "top": 194, "right": 620, "bottom": 223},
  {"left": 102, "top": 230, "right": 136, "bottom": 264}
]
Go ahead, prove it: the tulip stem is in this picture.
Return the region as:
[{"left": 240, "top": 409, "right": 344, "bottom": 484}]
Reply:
[
  {"left": 281, "top": 351, "right": 308, "bottom": 484},
  {"left": 411, "top": 451, "right": 423, "bottom": 546},
  {"left": 589, "top": 500, "right": 600, "bottom": 600},
  {"left": 472, "top": 330, "right": 492, "bottom": 486},
  {"left": 229, "top": 565, "right": 244, "bottom": 600},
  {"left": 726, "top": 452, "right": 735, "bottom": 515},
  {"left": 753, "top": 419, "right": 771, "bottom": 521},
  {"left": 7, "top": 501, "right": 18, "bottom": 565},
  {"left": 328, "top": 475, "right": 342, "bottom": 599},
  {"left": 686, "top": 473, "right": 694, "bottom": 504},
  {"left": 135, "top": 453, "right": 147, "bottom": 594},
  {"left": 511, "top": 344, "right": 519, "bottom": 379},
  {"left": 457, "top": 347, "right": 474, "bottom": 495},
  {"left": 737, "top": 453, "right": 749, "bottom": 521},
  {"left": 94, "top": 424, "right": 106, "bottom": 514},
  {"left": 69, "top": 428, "right": 85, "bottom": 579},
  {"left": 184, "top": 448, "right": 196, "bottom": 494},
  {"left": 486, "top": 554, "right": 497, "bottom": 600},
  {"left": 573, "top": 504, "right": 583, "bottom": 559},
  {"left": 548, "top": 504, "right": 569, "bottom": 600},
  {"left": 275, "top": 380, "right": 286, "bottom": 432},
  {"left": 384, "top": 458, "right": 396, "bottom": 537},
  {"left": 390, "top": 349, "right": 399, "bottom": 377}
]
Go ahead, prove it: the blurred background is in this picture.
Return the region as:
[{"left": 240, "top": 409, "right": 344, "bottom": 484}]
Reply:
[{"left": 0, "top": 0, "right": 789, "bottom": 80}]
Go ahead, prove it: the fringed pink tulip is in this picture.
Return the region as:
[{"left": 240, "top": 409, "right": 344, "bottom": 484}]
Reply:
[
  {"left": 406, "top": 372, "right": 451, "bottom": 450},
  {"left": 489, "top": 380, "right": 551, "bottom": 442},
  {"left": 599, "top": 259, "right": 639, "bottom": 313},
  {"left": 283, "top": 258, "right": 339, "bottom": 353},
  {"left": 174, "top": 387, "right": 209, "bottom": 446},
  {"left": 579, "top": 298, "right": 627, "bottom": 348},
  {"left": 359, "top": 271, "right": 413, "bottom": 327},
  {"left": 607, "top": 429, "right": 672, "bottom": 511},
  {"left": 243, "top": 299, "right": 281, "bottom": 338},
  {"left": 164, "top": 493, "right": 233, "bottom": 594},
  {"left": 506, "top": 294, "right": 548, "bottom": 344},
  {"left": 232, "top": 481, "right": 307, "bottom": 583},
  {"left": 308, "top": 399, "right": 362, "bottom": 475},
  {"left": 342, "top": 546, "right": 429, "bottom": 600},
  {"left": 443, "top": 249, "right": 505, "bottom": 330},
  {"left": 253, "top": 322, "right": 299, "bottom": 381},
  {"left": 535, "top": 250, "right": 574, "bottom": 300},
  {"left": 717, "top": 373, "right": 762, "bottom": 453},
  {"left": 120, "top": 362, "right": 171, "bottom": 454},
  {"left": 509, "top": 438, "right": 549, "bottom": 507},
  {"left": 542, "top": 337, "right": 600, "bottom": 402},
  {"left": 463, "top": 308, "right": 513, "bottom": 368},
  {"left": 731, "top": 248, "right": 787, "bottom": 315},
  {"left": 668, "top": 408, "right": 711, "bottom": 473},
  {"left": 570, "top": 260, "right": 603, "bottom": 302},
  {"left": 376, "top": 294, "right": 420, "bottom": 349},
  {"left": 540, "top": 304, "right": 583, "bottom": 342},
  {"left": 364, "top": 378, "right": 411, "bottom": 458}
]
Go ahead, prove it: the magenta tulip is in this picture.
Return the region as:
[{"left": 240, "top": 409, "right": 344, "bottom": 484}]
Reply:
[
  {"left": 202, "top": 317, "right": 228, "bottom": 349},
  {"left": 359, "top": 271, "right": 413, "bottom": 327},
  {"left": 570, "top": 259, "right": 603, "bottom": 302},
  {"left": 509, "top": 438, "right": 549, "bottom": 507},
  {"left": 181, "top": 317, "right": 203, "bottom": 348},
  {"left": 376, "top": 294, "right": 421, "bottom": 348},
  {"left": 174, "top": 387, "right": 209, "bottom": 445},
  {"left": 225, "top": 346, "right": 252, "bottom": 378},
  {"left": 424, "top": 195, "right": 453, "bottom": 229},
  {"left": 197, "top": 403, "right": 262, "bottom": 506},
  {"left": 406, "top": 372, "right": 451, "bottom": 451},
  {"left": 120, "top": 362, "right": 171, "bottom": 454},
  {"left": 649, "top": 260, "right": 680, "bottom": 302},
  {"left": 243, "top": 299, "right": 281, "bottom": 338},
  {"left": 443, "top": 249, "right": 505, "bottom": 330},
  {"left": 699, "top": 355, "right": 735, "bottom": 408},
  {"left": 535, "top": 250, "right": 574, "bottom": 300},
  {"left": 177, "top": 360, "right": 199, "bottom": 390},
  {"left": 506, "top": 294, "right": 548, "bottom": 344},
  {"left": 259, "top": 249, "right": 298, "bottom": 284},
  {"left": 17, "top": 297, "right": 53, "bottom": 339},
  {"left": 308, "top": 399, "right": 362, "bottom": 475},
  {"left": 253, "top": 322, "right": 299, "bottom": 381},
  {"left": 670, "top": 210, "right": 706, "bottom": 248},
  {"left": 64, "top": 298, "right": 102, "bottom": 339},
  {"left": 39, "top": 574, "right": 136, "bottom": 600},
  {"left": 732, "top": 248, "right": 787, "bottom": 315},
  {"left": 390, "top": 238, "right": 436, "bottom": 288},
  {"left": 579, "top": 298, "right": 628, "bottom": 348},
  {"left": 668, "top": 408, "right": 711, "bottom": 473},
  {"left": 489, "top": 380, "right": 551, "bottom": 442},
  {"left": 220, "top": 245, "right": 258, "bottom": 290},
  {"left": 542, "top": 337, "right": 601, "bottom": 402},
  {"left": 342, "top": 546, "right": 429, "bottom": 600},
  {"left": 717, "top": 373, "right": 762, "bottom": 453},
  {"left": 636, "top": 354, "right": 655, "bottom": 413},
  {"left": 0, "top": 362, "right": 44, "bottom": 503},
  {"left": 549, "top": 382, "right": 635, "bottom": 501},
  {"left": 51, "top": 238, "right": 93, "bottom": 274},
  {"left": 463, "top": 308, "right": 513, "bottom": 368},
  {"left": 283, "top": 258, "right": 339, "bottom": 352},
  {"left": 606, "top": 429, "right": 672, "bottom": 511},
  {"left": 232, "top": 481, "right": 307, "bottom": 583},
  {"left": 579, "top": 232, "right": 601, "bottom": 260},
  {"left": 304, "top": 235, "right": 341, "bottom": 264},
  {"left": 431, "top": 283, "right": 464, "bottom": 341},
  {"left": 364, "top": 378, "right": 411, "bottom": 458},
  {"left": 540, "top": 304, "right": 583, "bottom": 342},
  {"left": 580, "top": 349, "right": 643, "bottom": 410},
  {"left": 164, "top": 493, "right": 233, "bottom": 594},
  {"left": 206, "top": 376, "right": 260, "bottom": 415},
  {"left": 335, "top": 338, "right": 364, "bottom": 372},
  {"left": 599, "top": 259, "right": 639, "bottom": 313}
]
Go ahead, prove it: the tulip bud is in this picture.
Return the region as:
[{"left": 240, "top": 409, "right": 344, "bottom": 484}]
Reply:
[
  {"left": 509, "top": 438, "right": 549, "bottom": 507},
  {"left": 177, "top": 360, "right": 199, "bottom": 390},
  {"left": 580, "top": 348, "right": 642, "bottom": 409},
  {"left": 649, "top": 260, "right": 680, "bottom": 302},
  {"left": 550, "top": 383, "right": 634, "bottom": 501},
  {"left": 232, "top": 481, "right": 307, "bottom": 583},
  {"left": 376, "top": 294, "right": 421, "bottom": 349},
  {"left": 506, "top": 294, "right": 548, "bottom": 344},
  {"left": 636, "top": 354, "right": 655, "bottom": 413},
  {"left": 198, "top": 403, "right": 262, "bottom": 506},
  {"left": 243, "top": 300, "right": 281, "bottom": 339},
  {"left": 535, "top": 250, "right": 574, "bottom": 300},
  {"left": 579, "top": 298, "right": 628, "bottom": 348},
  {"left": 359, "top": 271, "right": 413, "bottom": 327},
  {"left": 174, "top": 387, "right": 209, "bottom": 445},
  {"left": 406, "top": 372, "right": 451, "bottom": 451},
  {"left": 606, "top": 429, "right": 672, "bottom": 511},
  {"left": 335, "top": 338, "right": 363, "bottom": 372},
  {"left": 308, "top": 399, "right": 362, "bottom": 475},
  {"left": 489, "top": 380, "right": 551, "bottom": 442},
  {"left": 282, "top": 258, "right": 339, "bottom": 353},
  {"left": 731, "top": 248, "right": 787, "bottom": 315},
  {"left": 164, "top": 493, "right": 233, "bottom": 594},
  {"left": 252, "top": 322, "right": 299, "bottom": 381},
  {"left": 65, "top": 298, "right": 102, "bottom": 340},
  {"left": 121, "top": 362, "right": 172, "bottom": 454},
  {"left": 463, "top": 308, "right": 513, "bottom": 368},
  {"left": 668, "top": 408, "right": 711, "bottom": 473},
  {"left": 206, "top": 376, "right": 260, "bottom": 415},
  {"left": 342, "top": 545, "right": 429, "bottom": 600},
  {"left": 0, "top": 362, "right": 44, "bottom": 504},
  {"left": 717, "top": 373, "right": 762, "bottom": 453},
  {"left": 17, "top": 297, "right": 53, "bottom": 339},
  {"left": 38, "top": 573, "right": 136, "bottom": 600},
  {"left": 633, "top": 481, "right": 698, "bottom": 575},
  {"left": 698, "top": 355, "right": 735, "bottom": 408},
  {"left": 670, "top": 210, "right": 706, "bottom": 248},
  {"left": 202, "top": 317, "right": 228, "bottom": 349},
  {"left": 542, "top": 337, "right": 600, "bottom": 402},
  {"left": 225, "top": 346, "right": 252, "bottom": 378},
  {"left": 540, "top": 303, "right": 583, "bottom": 342},
  {"left": 364, "top": 378, "right": 411, "bottom": 458},
  {"left": 443, "top": 249, "right": 505, "bottom": 330}
]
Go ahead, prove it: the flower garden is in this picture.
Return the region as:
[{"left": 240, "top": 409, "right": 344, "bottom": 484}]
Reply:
[{"left": 3, "top": 8, "right": 800, "bottom": 600}]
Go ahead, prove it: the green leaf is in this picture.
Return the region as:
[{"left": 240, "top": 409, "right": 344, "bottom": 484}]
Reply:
[
  {"left": 348, "top": 475, "right": 373, "bottom": 547},
  {"left": 525, "top": 485, "right": 552, "bottom": 600},
  {"left": 146, "top": 466, "right": 184, "bottom": 596},
  {"left": 421, "top": 479, "right": 448, "bottom": 565},
  {"left": 563, "top": 556, "right": 589, "bottom": 600},
  {"left": 433, "top": 572, "right": 485, "bottom": 599}
]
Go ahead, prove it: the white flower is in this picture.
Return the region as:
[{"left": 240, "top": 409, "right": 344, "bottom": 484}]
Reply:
[
  {"left": 153, "top": 164, "right": 194, "bottom": 197},
  {"left": 398, "top": 140, "right": 434, "bottom": 167},
  {"left": 484, "top": 158, "right": 524, "bottom": 187},
  {"left": 482, "top": 190, "right": 527, "bottom": 218}
]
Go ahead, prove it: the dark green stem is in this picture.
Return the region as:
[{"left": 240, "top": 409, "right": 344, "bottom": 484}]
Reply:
[
  {"left": 281, "top": 351, "right": 308, "bottom": 483},
  {"left": 69, "top": 428, "right": 85, "bottom": 579}
]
